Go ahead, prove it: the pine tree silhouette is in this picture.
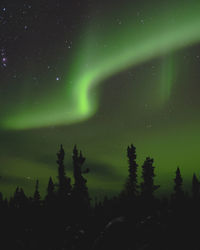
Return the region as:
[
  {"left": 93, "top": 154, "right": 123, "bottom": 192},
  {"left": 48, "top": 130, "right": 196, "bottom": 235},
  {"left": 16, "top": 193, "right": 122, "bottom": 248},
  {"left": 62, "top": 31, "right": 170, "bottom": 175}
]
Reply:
[
  {"left": 45, "top": 177, "right": 55, "bottom": 205},
  {"left": 19, "top": 187, "right": 27, "bottom": 208},
  {"left": 47, "top": 177, "right": 54, "bottom": 197},
  {"left": 10, "top": 186, "right": 27, "bottom": 209},
  {"left": 171, "top": 167, "right": 186, "bottom": 215},
  {"left": 141, "top": 157, "right": 159, "bottom": 200},
  {"left": 56, "top": 144, "right": 71, "bottom": 198},
  {"left": 124, "top": 144, "right": 138, "bottom": 198},
  {"left": 33, "top": 180, "right": 41, "bottom": 207},
  {"left": 173, "top": 167, "right": 184, "bottom": 200},
  {"left": 72, "top": 145, "right": 90, "bottom": 210},
  {"left": 10, "top": 186, "right": 20, "bottom": 208}
]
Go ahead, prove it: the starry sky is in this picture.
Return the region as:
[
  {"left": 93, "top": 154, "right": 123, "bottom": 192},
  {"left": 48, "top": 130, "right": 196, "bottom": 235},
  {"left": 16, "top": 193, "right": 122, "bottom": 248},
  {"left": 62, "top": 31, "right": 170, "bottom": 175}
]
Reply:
[{"left": 0, "top": 0, "right": 200, "bottom": 198}]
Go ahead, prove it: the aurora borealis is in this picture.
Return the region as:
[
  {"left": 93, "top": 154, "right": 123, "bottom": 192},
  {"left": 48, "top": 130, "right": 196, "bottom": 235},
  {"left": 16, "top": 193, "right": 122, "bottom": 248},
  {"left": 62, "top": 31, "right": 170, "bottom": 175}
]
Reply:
[{"left": 0, "top": 0, "right": 200, "bottom": 197}]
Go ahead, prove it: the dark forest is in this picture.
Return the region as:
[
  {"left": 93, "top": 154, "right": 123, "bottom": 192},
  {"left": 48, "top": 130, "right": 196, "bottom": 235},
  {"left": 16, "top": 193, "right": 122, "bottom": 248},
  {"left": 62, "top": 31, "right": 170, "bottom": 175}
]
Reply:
[{"left": 0, "top": 144, "right": 199, "bottom": 250}]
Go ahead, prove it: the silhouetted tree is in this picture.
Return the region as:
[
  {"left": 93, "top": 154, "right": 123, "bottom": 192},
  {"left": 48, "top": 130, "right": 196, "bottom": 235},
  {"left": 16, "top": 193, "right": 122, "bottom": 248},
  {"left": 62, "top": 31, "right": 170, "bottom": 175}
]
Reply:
[
  {"left": 45, "top": 177, "right": 55, "bottom": 205},
  {"left": 72, "top": 145, "right": 90, "bottom": 209},
  {"left": 192, "top": 173, "right": 199, "bottom": 200},
  {"left": 10, "top": 186, "right": 27, "bottom": 209},
  {"left": 19, "top": 187, "right": 27, "bottom": 207},
  {"left": 57, "top": 144, "right": 71, "bottom": 198},
  {"left": 10, "top": 187, "right": 19, "bottom": 208},
  {"left": 171, "top": 167, "right": 186, "bottom": 217},
  {"left": 173, "top": 167, "right": 184, "bottom": 200},
  {"left": 47, "top": 177, "right": 54, "bottom": 197},
  {"left": 140, "top": 157, "right": 159, "bottom": 200},
  {"left": 33, "top": 179, "right": 41, "bottom": 207},
  {"left": 124, "top": 144, "right": 138, "bottom": 198}
]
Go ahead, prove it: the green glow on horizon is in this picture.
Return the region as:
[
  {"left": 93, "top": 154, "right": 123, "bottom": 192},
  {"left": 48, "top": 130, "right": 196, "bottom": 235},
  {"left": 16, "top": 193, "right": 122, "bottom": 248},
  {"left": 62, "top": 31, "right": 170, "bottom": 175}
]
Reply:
[{"left": 1, "top": 0, "right": 200, "bottom": 130}]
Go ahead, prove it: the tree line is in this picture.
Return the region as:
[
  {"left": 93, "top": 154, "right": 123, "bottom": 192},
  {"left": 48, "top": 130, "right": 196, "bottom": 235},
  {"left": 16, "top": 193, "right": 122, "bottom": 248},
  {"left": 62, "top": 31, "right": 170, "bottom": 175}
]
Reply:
[{"left": 0, "top": 144, "right": 200, "bottom": 250}]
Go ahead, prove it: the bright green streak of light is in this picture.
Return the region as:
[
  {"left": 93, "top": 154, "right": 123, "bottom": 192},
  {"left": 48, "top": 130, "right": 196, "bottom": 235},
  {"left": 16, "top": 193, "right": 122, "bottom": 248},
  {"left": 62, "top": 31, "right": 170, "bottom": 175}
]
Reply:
[
  {"left": 2, "top": 0, "right": 200, "bottom": 130},
  {"left": 160, "top": 54, "right": 177, "bottom": 104}
]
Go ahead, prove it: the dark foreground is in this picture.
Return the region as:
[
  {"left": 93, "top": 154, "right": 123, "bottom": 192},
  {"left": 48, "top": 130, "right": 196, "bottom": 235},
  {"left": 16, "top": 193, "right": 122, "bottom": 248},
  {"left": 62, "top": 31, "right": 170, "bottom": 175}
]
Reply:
[{"left": 0, "top": 144, "right": 199, "bottom": 250}]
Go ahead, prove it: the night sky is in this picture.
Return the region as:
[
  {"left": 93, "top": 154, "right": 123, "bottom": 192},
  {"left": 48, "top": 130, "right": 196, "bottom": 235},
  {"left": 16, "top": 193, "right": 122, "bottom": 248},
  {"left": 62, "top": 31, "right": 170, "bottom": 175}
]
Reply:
[{"left": 0, "top": 0, "right": 200, "bottom": 198}]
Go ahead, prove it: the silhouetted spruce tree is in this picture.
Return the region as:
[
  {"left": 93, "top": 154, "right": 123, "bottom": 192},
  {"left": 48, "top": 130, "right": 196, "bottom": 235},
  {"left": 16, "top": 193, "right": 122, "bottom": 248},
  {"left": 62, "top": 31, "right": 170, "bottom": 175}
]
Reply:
[
  {"left": 10, "top": 187, "right": 19, "bottom": 208},
  {"left": 56, "top": 144, "right": 71, "bottom": 198},
  {"left": 172, "top": 167, "right": 184, "bottom": 204},
  {"left": 140, "top": 157, "right": 159, "bottom": 200},
  {"left": 9, "top": 187, "right": 28, "bottom": 209},
  {"left": 33, "top": 179, "right": 41, "bottom": 206},
  {"left": 72, "top": 145, "right": 90, "bottom": 208},
  {"left": 192, "top": 173, "right": 199, "bottom": 200},
  {"left": 124, "top": 144, "right": 138, "bottom": 198},
  {"left": 19, "top": 188, "right": 27, "bottom": 207},
  {"left": 45, "top": 177, "right": 55, "bottom": 205},
  {"left": 47, "top": 177, "right": 54, "bottom": 197}
]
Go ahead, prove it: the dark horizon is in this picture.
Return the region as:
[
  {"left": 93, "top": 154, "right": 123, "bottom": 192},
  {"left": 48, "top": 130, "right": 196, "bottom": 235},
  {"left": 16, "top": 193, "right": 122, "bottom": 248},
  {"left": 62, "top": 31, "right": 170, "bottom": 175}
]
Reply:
[{"left": 0, "top": 143, "right": 199, "bottom": 250}]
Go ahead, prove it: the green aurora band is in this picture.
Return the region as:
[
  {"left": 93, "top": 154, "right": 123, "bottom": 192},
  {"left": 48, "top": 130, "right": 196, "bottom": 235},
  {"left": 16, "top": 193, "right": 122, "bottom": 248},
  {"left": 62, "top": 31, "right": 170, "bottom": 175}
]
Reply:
[{"left": 1, "top": 0, "right": 200, "bottom": 130}]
